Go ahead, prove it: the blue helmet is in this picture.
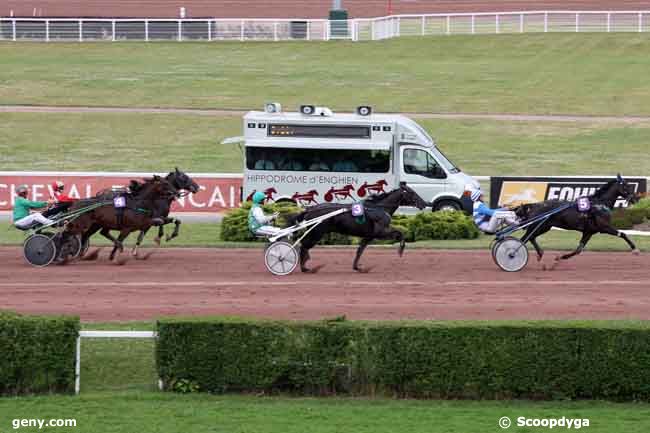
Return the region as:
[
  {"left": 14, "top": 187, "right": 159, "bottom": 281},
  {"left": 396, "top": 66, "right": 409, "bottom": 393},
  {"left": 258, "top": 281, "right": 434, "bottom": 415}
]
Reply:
[
  {"left": 252, "top": 191, "right": 266, "bottom": 204},
  {"left": 470, "top": 189, "right": 483, "bottom": 202}
]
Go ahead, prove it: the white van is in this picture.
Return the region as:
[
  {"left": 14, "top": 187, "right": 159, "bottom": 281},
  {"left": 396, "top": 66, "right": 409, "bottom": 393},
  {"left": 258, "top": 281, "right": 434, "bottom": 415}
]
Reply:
[{"left": 242, "top": 104, "right": 479, "bottom": 211}]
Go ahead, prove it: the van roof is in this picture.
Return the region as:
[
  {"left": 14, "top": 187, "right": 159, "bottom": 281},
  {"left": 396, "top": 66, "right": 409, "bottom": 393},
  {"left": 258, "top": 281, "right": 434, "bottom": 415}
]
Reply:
[{"left": 244, "top": 110, "right": 409, "bottom": 125}]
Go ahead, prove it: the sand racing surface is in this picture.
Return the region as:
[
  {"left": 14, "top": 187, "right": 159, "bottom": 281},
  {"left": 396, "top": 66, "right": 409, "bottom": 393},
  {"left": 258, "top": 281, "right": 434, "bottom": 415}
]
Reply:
[{"left": 0, "top": 247, "right": 648, "bottom": 322}]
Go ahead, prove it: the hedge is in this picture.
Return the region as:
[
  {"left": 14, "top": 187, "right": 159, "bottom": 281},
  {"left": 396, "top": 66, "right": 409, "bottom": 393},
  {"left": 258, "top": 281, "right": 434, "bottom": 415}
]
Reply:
[
  {"left": 612, "top": 198, "right": 650, "bottom": 229},
  {"left": 221, "top": 203, "right": 478, "bottom": 243},
  {"left": 156, "top": 318, "right": 650, "bottom": 400},
  {"left": 0, "top": 312, "right": 80, "bottom": 395}
]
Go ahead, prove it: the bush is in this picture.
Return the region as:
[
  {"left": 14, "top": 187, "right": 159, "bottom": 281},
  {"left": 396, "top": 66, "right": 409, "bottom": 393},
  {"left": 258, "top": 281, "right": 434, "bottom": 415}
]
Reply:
[
  {"left": 220, "top": 205, "right": 478, "bottom": 243},
  {"left": 0, "top": 312, "right": 80, "bottom": 395},
  {"left": 156, "top": 318, "right": 650, "bottom": 401}
]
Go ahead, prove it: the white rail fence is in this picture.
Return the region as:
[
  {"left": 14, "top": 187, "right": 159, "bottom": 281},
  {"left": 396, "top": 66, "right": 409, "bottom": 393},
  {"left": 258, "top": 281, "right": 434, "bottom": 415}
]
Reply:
[{"left": 1, "top": 11, "right": 649, "bottom": 42}]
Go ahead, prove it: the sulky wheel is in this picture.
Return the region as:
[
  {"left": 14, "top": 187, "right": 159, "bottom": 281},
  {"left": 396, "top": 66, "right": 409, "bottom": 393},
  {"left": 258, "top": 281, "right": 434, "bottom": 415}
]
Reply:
[
  {"left": 55, "top": 234, "right": 82, "bottom": 262},
  {"left": 264, "top": 241, "right": 298, "bottom": 276},
  {"left": 493, "top": 237, "right": 528, "bottom": 272},
  {"left": 23, "top": 234, "right": 58, "bottom": 267}
]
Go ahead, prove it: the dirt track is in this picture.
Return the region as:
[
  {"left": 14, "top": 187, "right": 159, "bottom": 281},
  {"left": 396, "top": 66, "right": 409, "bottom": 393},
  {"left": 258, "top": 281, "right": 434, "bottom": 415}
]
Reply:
[{"left": 1, "top": 247, "right": 648, "bottom": 322}]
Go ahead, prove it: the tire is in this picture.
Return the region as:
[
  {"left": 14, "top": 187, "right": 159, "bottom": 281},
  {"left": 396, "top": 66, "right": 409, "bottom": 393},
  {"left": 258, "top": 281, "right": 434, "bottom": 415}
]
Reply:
[
  {"left": 23, "top": 234, "right": 57, "bottom": 267},
  {"left": 433, "top": 200, "right": 461, "bottom": 212},
  {"left": 264, "top": 241, "right": 298, "bottom": 276},
  {"left": 58, "top": 234, "right": 82, "bottom": 261},
  {"left": 493, "top": 237, "right": 528, "bottom": 272}
]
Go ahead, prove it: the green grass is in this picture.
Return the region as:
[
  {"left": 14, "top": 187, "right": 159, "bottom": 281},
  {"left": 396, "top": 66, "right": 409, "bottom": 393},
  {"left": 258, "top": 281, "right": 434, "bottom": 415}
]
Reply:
[
  {"left": 1, "top": 392, "right": 649, "bottom": 433},
  {"left": 2, "top": 112, "right": 650, "bottom": 175},
  {"left": 2, "top": 34, "right": 650, "bottom": 115},
  {"left": 1, "top": 222, "right": 649, "bottom": 251}
]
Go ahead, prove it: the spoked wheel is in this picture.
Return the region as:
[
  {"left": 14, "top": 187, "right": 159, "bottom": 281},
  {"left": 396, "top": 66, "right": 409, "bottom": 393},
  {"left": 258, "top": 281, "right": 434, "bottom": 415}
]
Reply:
[
  {"left": 23, "top": 234, "right": 58, "bottom": 267},
  {"left": 490, "top": 238, "right": 499, "bottom": 260},
  {"left": 54, "top": 234, "right": 82, "bottom": 262},
  {"left": 493, "top": 237, "right": 528, "bottom": 272},
  {"left": 79, "top": 237, "right": 90, "bottom": 258},
  {"left": 264, "top": 241, "right": 298, "bottom": 276}
]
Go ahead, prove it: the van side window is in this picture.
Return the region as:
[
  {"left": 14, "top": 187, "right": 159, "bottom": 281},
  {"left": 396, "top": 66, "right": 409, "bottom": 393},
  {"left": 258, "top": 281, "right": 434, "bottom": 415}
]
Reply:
[
  {"left": 403, "top": 149, "right": 446, "bottom": 179},
  {"left": 246, "top": 147, "right": 390, "bottom": 173}
]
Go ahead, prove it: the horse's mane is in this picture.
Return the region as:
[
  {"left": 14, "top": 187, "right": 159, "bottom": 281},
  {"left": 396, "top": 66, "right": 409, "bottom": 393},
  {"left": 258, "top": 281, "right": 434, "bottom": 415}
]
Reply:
[
  {"left": 363, "top": 190, "right": 392, "bottom": 203},
  {"left": 593, "top": 179, "right": 617, "bottom": 197}
]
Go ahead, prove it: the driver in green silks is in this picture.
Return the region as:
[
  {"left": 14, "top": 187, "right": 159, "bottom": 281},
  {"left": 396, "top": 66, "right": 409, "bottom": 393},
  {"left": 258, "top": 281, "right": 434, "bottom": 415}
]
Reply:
[
  {"left": 13, "top": 184, "right": 55, "bottom": 229},
  {"left": 248, "top": 191, "right": 282, "bottom": 237}
]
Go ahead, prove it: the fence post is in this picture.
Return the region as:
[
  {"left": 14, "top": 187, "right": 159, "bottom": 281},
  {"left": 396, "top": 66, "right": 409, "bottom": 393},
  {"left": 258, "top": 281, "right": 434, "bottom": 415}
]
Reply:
[
  {"left": 178, "top": 20, "right": 182, "bottom": 41},
  {"left": 208, "top": 20, "right": 212, "bottom": 41},
  {"left": 273, "top": 22, "right": 278, "bottom": 41},
  {"left": 12, "top": 19, "right": 16, "bottom": 41},
  {"left": 240, "top": 20, "right": 244, "bottom": 41},
  {"left": 575, "top": 13, "right": 579, "bottom": 32},
  {"left": 446, "top": 15, "right": 450, "bottom": 35},
  {"left": 306, "top": 21, "right": 310, "bottom": 40},
  {"left": 371, "top": 19, "right": 375, "bottom": 40},
  {"left": 145, "top": 19, "right": 149, "bottom": 41},
  {"left": 640, "top": 12, "right": 643, "bottom": 32},
  {"left": 325, "top": 20, "right": 330, "bottom": 41},
  {"left": 112, "top": 20, "right": 116, "bottom": 41},
  {"left": 79, "top": 20, "right": 83, "bottom": 42},
  {"left": 544, "top": 12, "right": 548, "bottom": 32},
  {"left": 421, "top": 16, "right": 425, "bottom": 35},
  {"left": 607, "top": 12, "right": 611, "bottom": 32},
  {"left": 45, "top": 19, "right": 49, "bottom": 42},
  {"left": 74, "top": 336, "right": 81, "bottom": 395},
  {"left": 471, "top": 14, "right": 475, "bottom": 34},
  {"left": 519, "top": 13, "right": 523, "bottom": 33},
  {"left": 496, "top": 13, "right": 500, "bottom": 34},
  {"left": 396, "top": 16, "right": 400, "bottom": 37}
]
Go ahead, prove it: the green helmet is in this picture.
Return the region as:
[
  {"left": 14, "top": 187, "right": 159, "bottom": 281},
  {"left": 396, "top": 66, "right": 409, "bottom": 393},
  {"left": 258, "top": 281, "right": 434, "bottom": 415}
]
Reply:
[{"left": 252, "top": 191, "right": 266, "bottom": 204}]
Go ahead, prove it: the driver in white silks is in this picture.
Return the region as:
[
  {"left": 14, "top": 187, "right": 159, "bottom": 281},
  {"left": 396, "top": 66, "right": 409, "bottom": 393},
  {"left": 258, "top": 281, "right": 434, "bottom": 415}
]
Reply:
[
  {"left": 248, "top": 191, "right": 282, "bottom": 237},
  {"left": 471, "top": 189, "right": 519, "bottom": 234}
]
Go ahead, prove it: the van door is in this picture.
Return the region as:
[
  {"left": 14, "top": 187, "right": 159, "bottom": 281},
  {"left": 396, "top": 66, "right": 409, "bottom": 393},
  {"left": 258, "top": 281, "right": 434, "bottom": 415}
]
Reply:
[{"left": 399, "top": 146, "right": 448, "bottom": 203}]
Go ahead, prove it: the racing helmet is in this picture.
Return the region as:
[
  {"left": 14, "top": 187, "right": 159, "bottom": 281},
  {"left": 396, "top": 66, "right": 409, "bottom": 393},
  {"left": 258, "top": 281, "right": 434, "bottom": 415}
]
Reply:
[
  {"left": 470, "top": 189, "right": 483, "bottom": 202},
  {"left": 16, "top": 184, "right": 29, "bottom": 196},
  {"left": 52, "top": 180, "right": 64, "bottom": 192},
  {"left": 252, "top": 191, "right": 266, "bottom": 204}
]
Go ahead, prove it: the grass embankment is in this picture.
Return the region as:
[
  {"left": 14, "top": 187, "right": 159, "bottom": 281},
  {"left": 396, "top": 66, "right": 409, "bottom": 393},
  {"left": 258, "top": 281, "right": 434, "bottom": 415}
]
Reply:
[
  {"left": 2, "top": 112, "right": 650, "bottom": 175},
  {"left": 2, "top": 34, "right": 650, "bottom": 115}
]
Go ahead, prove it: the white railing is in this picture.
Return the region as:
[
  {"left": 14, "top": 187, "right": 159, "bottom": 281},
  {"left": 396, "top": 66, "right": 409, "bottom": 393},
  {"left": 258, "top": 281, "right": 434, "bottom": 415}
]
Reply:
[{"left": 0, "top": 11, "right": 648, "bottom": 42}]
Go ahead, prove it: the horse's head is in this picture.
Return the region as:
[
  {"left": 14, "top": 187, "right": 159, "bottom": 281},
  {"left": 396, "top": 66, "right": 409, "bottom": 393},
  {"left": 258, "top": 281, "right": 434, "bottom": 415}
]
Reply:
[
  {"left": 596, "top": 174, "right": 638, "bottom": 206},
  {"left": 616, "top": 173, "right": 639, "bottom": 205},
  {"left": 167, "top": 168, "right": 200, "bottom": 195},
  {"left": 398, "top": 182, "right": 428, "bottom": 210}
]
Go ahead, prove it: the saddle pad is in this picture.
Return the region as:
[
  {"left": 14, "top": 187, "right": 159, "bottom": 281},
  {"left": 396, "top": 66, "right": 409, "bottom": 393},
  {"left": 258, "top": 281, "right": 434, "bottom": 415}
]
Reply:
[
  {"left": 113, "top": 196, "right": 127, "bottom": 208},
  {"left": 576, "top": 196, "right": 591, "bottom": 212}
]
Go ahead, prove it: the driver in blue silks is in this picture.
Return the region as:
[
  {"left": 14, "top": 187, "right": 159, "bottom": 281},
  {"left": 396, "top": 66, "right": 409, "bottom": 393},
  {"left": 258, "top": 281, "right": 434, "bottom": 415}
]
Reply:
[
  {"left": 471, "top": 189, "right": 518, "bottom": 234},
  {"left": 248, "top": 191, "right": 282, "bottom": 237}
]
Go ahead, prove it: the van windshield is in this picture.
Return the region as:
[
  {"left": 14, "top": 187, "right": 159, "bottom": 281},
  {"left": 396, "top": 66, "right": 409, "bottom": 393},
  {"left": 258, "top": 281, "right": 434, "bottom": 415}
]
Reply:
[
  {"left": 430, "top": 147, "right": 460, "bottom": 173},
  {"left": 246, "top": 147, "right": 391, "bottom": 173}
]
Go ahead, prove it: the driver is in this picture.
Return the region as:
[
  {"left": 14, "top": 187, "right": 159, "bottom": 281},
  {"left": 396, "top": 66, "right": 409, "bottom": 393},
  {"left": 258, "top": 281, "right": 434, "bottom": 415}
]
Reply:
[
  {"left": 43, "top": 180, "right": 76, "bottom": 218},
  {"left": 248, "top": 191, "right": 282, "bottom": 237},
  {"left": 471, "top": 189, "right": 518, "bottom": 234},
  {"left": 13, "top": 184, "right": 55, "bottom": 230}
]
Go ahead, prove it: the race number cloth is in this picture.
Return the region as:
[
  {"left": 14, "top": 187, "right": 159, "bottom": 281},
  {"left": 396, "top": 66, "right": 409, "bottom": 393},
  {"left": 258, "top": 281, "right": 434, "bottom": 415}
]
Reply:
[
  {"left": 351, "top": 203, "right": 364, "bottom": 217},
  {"left": 576, "top": 197, "right": 591, "bottom": 213},
  {"left": 113, "top": 196, "right": 126, "bottom": 208}
]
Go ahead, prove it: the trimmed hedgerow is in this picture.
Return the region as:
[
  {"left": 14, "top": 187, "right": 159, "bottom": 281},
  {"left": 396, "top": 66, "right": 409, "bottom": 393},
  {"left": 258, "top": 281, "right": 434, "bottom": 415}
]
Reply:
[
  {"left": 156, "top": 318, "right": 650, "bottom": 401},
  {"left": 0, "top": 312, "right": 80, "bottom": 395},
  {"left": 220, "top": 205, "right": 478, "bottom": 243}
]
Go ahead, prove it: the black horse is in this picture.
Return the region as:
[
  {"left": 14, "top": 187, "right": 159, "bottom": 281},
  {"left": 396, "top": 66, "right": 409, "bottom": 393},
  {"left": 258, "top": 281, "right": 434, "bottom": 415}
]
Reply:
[
  {"left": 67, "top": 176, "right": 179, "bottom": 261},
  {"left": 286, "top": 183, "right": 428, "bottom": 273},
  {"left": 514, "top": 174, "right": 640, "bottom": 262},
  {"left": 129, "top": 168, "right": 199, "bottom": 256}
]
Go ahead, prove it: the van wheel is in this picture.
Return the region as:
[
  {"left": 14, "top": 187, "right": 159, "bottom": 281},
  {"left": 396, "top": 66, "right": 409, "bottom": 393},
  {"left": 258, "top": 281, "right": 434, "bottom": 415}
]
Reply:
[{"left": 433, "top": 200, "right": 461, "bottom": 212}]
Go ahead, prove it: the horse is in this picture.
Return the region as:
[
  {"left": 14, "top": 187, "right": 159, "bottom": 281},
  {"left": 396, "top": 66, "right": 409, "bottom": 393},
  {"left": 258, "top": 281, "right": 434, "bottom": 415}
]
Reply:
[
  {"left": 513, "top": 174, "right": 640, "bottom": 263},
  {"left": 66, "top": 176, "right": 178, "bottom": 261},
  {"left": 129, "top": 168, "right": 199, "bottom": 256},
  {"left": 285, "top": 183, "right": 428, "bottom": 273}
]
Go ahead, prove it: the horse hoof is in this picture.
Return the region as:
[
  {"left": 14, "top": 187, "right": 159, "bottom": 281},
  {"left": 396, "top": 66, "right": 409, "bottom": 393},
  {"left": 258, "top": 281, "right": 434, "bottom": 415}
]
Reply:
[
  {"left": 154, "top": 237, "right": 161, "bottom": 246},
  {"left": 82, "top": 249, "right": 100, "bottom": 261},
  {"left": 165, "top": 236, "right": 173, "bottom": 242},
  {"left": 632, "top": 249, "right": 641, "bottom": 255},
  {"left": 114, "top": 257, "right": 128, "bottom": 266},
  {"left": 354, "top": 266, "right": 374, "bottom": 274},
  {"left": 554, "top": 256, "right": 561, "bottom": 262}
]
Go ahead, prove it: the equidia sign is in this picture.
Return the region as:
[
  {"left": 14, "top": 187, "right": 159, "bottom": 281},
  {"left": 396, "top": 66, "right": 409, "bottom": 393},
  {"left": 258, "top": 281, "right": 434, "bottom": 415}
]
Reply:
[{"left": 490, "top": 176, "right": 647, "bottom": 208}]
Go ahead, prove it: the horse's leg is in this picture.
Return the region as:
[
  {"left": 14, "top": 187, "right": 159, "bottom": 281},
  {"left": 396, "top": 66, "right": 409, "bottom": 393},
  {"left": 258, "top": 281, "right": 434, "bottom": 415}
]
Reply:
[
  {"left": 353, "top": 238, "right": 373, "bottom": 272},
  {"left": 522, "top": 223, "right": 552, "bottom": 261},
  {"left": 599, "top": 225, "right": 640, "bottom": 254},
  {"left": 100, "top": 228, "right": 123, "bottom": 261},
  {"left": 166, "top": 218, "right": 181, "bottom": 242},
  {"left": 298, "top": 230, "right": 324, "bottom": 273},
  {"left": 559, "top": 232, "right": 593, "bottom": 260},
  {"left": 132, "top": 228, "right": 150, "bottom": 257},
  {"left": 112, "top": 229, "right": 133, "bottom": 264}
]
